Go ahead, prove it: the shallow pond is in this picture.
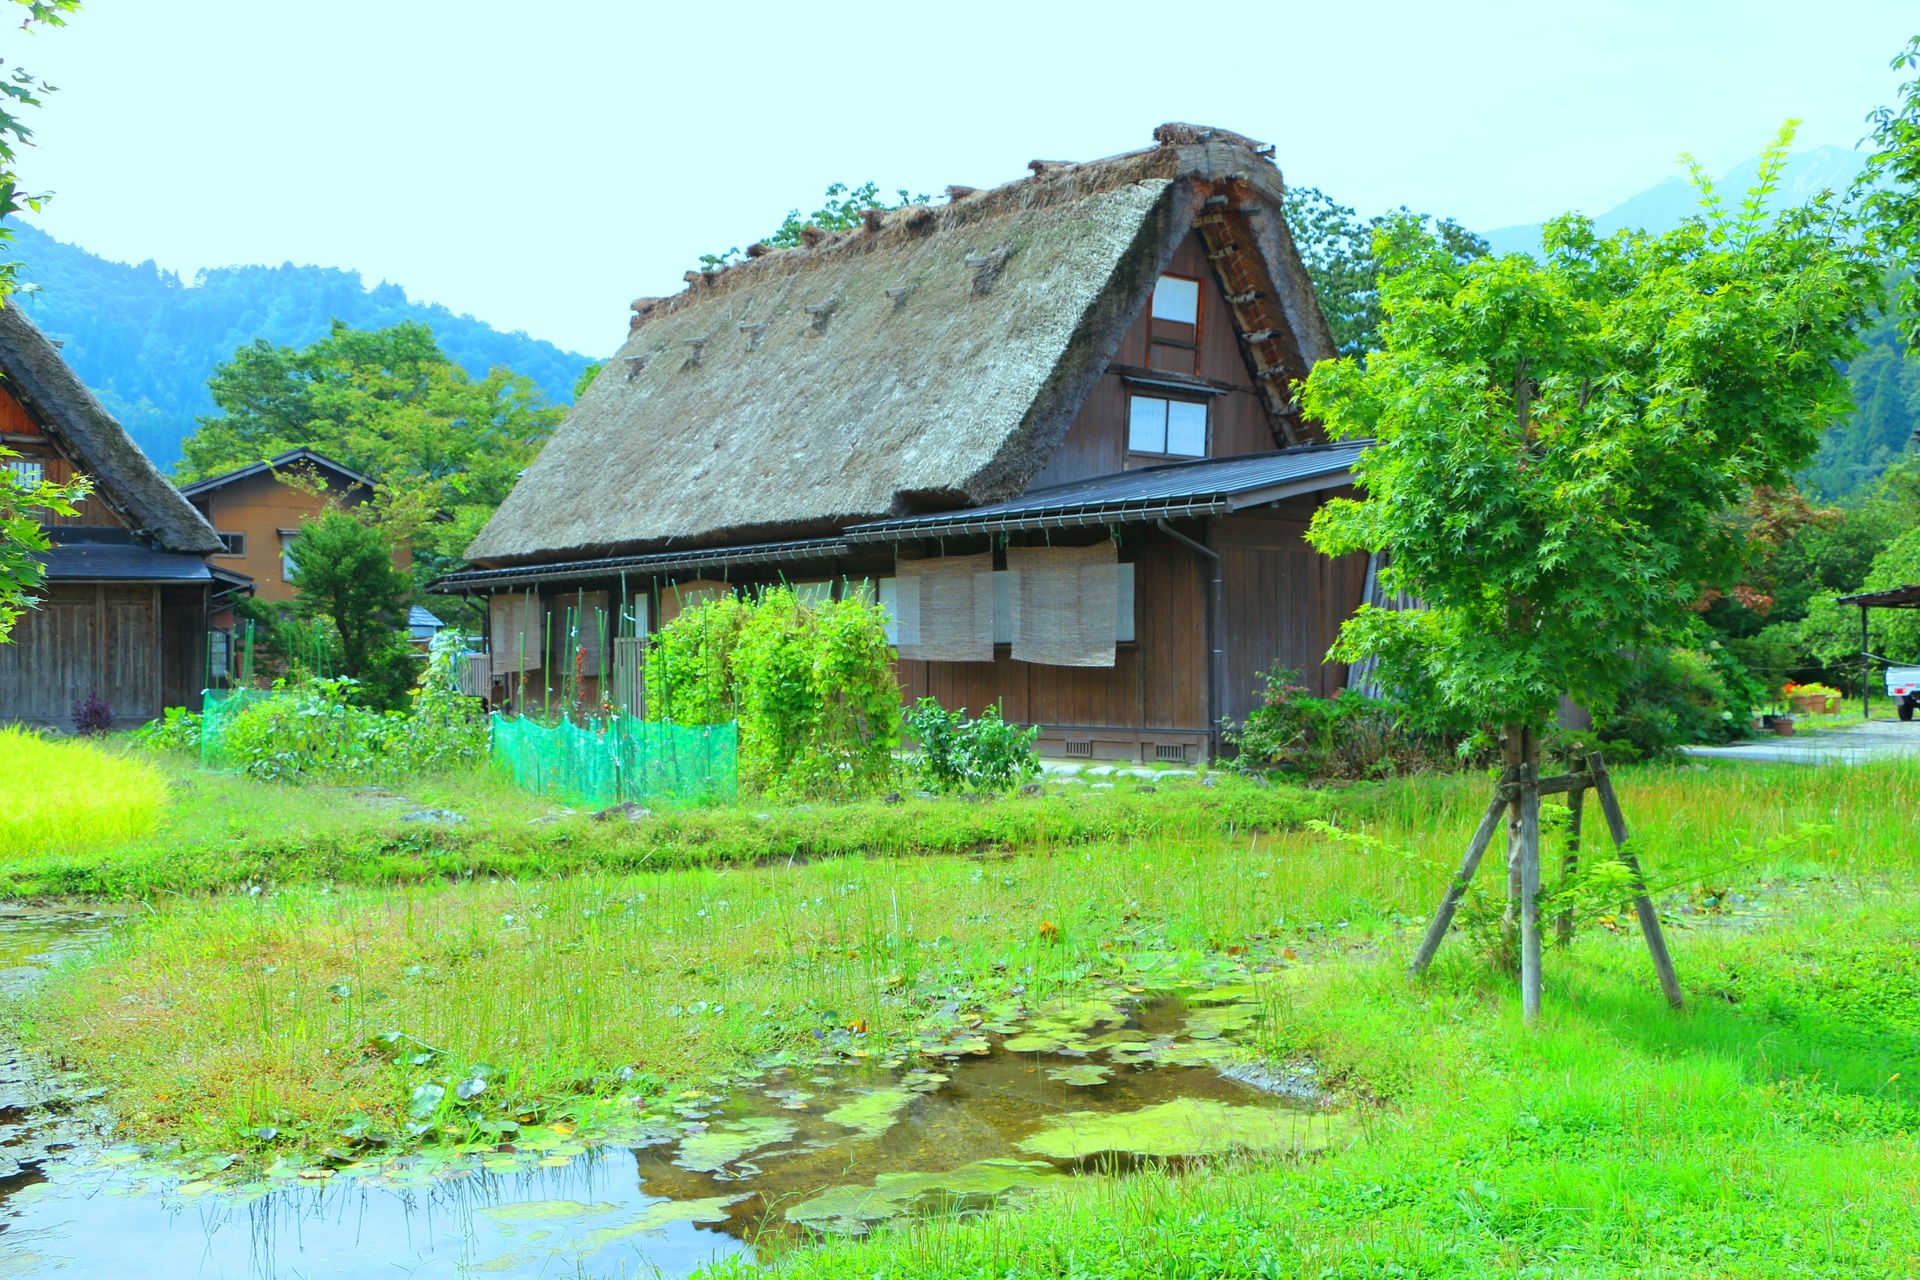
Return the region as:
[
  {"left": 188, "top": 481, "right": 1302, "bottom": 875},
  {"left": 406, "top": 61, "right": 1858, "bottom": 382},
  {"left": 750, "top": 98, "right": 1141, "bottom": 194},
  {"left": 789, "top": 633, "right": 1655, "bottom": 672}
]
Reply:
[{"left": 0, "top": 909, "right": 1333, "bottom": 1278}]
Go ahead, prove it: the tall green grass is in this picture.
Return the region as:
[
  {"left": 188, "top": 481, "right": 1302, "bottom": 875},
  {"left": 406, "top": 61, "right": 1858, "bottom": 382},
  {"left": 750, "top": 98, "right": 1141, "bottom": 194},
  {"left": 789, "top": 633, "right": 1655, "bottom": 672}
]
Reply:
[{"left": 0, "top": 726, "right": 167, "bottom": 855}]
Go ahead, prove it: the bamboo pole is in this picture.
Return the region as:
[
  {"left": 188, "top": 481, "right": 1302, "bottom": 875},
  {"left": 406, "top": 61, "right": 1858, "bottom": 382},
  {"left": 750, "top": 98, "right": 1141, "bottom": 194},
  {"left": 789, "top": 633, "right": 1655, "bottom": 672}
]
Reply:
[
  {"left": 1557, "top": 784, "right": 1584, "bottom": 945},
  {"left": 1409, "top": 771, "right": 1516, "bottom": 976},
  {"left": 1587, "top": 752, "right": 1685, "bottom": 1009}
]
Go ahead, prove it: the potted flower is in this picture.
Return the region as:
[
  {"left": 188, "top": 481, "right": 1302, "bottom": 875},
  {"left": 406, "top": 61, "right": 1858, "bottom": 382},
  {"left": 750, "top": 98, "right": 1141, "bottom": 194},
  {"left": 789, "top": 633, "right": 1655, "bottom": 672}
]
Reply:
[{"left": 1783, "top": 681, "right": 1843, "bottom": 716}]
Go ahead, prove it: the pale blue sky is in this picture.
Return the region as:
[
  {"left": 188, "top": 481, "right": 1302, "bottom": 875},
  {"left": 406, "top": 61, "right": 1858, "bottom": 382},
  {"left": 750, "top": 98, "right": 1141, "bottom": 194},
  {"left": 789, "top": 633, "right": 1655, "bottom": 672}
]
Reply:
[{"left": 6, "top": 0, "right": 1914, "bottom": 355}]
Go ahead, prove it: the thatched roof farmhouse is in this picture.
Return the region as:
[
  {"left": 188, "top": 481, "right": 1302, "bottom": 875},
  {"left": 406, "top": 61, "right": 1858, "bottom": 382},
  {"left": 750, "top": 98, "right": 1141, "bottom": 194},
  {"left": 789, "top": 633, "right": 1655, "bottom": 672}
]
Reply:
[
  {"left": 0, "top": 300, "right": 242, "bottom": 727},
  {"left": 439, "top": 124, "right": 1374, "bottom": 760}
]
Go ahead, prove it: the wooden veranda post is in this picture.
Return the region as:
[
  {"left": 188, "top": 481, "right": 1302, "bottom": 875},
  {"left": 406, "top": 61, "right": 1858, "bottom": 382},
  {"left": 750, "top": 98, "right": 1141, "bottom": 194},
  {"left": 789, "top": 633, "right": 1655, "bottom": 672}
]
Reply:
[{"left": 1409, "top": 732, "right": 1683, "bottom": 1023}]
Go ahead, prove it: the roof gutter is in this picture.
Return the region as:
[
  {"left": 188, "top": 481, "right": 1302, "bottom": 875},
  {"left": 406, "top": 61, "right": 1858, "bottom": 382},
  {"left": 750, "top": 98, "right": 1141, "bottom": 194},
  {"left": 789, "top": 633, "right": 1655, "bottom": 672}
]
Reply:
[{"left": 845, "top": 497, "right": 1233, "bottom": 542}]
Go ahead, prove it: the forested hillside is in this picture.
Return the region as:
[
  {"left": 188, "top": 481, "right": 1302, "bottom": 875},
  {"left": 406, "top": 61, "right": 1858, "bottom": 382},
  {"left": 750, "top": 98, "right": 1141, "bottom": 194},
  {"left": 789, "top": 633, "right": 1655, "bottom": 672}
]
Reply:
[{"left": 1, "top": 222, "right": 598, "bottom": 470}]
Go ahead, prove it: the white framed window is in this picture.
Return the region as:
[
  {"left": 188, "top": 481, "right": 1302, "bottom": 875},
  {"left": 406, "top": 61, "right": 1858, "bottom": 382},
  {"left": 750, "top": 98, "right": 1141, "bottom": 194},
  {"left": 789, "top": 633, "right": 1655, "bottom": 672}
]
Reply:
[
  {"left": 1152, "top": 275, "right": 1200, "bottom": 324},
  {"left": 1128, "top": 395, "right": 1208, "bottom": 458},
  {"left": 4, "top": 459, "right": 44, "bottom": 488},
  {"left": 279, "top": 532, "right": 299, "bottom": 583}
]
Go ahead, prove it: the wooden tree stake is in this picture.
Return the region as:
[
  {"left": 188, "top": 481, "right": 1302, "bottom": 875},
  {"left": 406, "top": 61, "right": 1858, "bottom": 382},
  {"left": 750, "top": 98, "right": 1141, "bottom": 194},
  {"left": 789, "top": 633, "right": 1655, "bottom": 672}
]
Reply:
[
  {"left": 1409, "top": 773, "right": 1515, "bottom": 977},
  {"left": 1518, "top": 745, "right": 1542, "bottom": 1023},
  {"left": 1410, "top": 742, "right": 1682, "bottom": 1020},
  {"left": 1587, "top": 753, "right": 1685, "bottom": 1010}
]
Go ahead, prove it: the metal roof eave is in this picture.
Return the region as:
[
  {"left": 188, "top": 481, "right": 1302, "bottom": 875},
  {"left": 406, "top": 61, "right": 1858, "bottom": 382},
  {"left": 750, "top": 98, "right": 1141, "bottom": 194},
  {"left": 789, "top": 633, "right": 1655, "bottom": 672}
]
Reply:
[
  {"left": 843, "top": 466, "right": 1356, "bottom": 542},
  {"left": 425, "top": 536, "right": 854, "bottom": 594}
]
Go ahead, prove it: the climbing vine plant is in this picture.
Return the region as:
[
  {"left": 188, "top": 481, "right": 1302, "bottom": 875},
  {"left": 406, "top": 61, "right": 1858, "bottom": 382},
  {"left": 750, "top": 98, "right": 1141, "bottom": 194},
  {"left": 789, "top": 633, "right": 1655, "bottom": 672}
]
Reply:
[{"left": 646, "top": 586, "right": 901, "bottom": 798}]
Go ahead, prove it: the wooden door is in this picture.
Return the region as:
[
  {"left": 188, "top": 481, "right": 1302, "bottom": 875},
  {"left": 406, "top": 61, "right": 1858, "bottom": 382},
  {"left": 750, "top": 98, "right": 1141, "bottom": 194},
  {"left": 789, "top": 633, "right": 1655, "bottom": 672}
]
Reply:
[{"left": 102, "top": 586, "right": 161, "bottom": 722}]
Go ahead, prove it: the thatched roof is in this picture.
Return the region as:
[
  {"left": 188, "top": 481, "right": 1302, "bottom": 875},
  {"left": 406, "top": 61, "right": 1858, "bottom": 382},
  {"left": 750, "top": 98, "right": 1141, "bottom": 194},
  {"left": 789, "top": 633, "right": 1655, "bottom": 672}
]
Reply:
[
  {"left": 467, "top": 124, "right": 1334, "bottom": 567},
  {"left": 0, "top": 300, "right": 221, "bottom": 554}
]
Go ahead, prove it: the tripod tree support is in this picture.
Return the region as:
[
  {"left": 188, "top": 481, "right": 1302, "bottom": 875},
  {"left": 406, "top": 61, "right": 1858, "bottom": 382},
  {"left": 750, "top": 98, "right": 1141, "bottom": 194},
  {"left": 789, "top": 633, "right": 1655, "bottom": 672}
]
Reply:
[{"left": 1409, "top": 742, "right": 1683, "bottom": 1022}]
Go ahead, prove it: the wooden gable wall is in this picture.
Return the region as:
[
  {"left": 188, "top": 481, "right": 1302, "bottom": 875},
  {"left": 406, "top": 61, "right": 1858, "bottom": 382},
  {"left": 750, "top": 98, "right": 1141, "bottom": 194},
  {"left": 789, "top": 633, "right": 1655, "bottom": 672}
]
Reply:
[
  {"left": 0, "top": 384, "right": 128, "bottom": 528},
  {"left": 1026, "top": 231, "right": 1280, "bottom": 491}
]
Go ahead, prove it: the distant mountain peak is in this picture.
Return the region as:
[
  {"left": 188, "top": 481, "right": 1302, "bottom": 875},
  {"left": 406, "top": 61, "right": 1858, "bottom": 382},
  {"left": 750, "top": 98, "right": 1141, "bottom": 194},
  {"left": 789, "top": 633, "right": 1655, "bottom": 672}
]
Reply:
[
  {"left": 1481, "top": 147, "right": 1869, "bottom": 257},
  {"left": 0, "top": 221, "right": 598, "bottom": 469}
]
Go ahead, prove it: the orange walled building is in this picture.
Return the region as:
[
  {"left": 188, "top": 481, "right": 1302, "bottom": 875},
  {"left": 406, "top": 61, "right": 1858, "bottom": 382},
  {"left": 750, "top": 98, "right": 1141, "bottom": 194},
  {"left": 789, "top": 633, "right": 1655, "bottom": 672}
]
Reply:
[{"left": 179, "top": 449, "right": 410, "bottom": 605}]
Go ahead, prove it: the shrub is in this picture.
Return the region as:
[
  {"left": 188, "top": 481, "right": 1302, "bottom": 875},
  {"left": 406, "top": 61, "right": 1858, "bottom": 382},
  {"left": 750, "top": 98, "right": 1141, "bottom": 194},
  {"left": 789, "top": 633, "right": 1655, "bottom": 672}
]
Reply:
[
  {"left": 1228, "top": 664, "right": 1458, "bottom": 780},
  {"left": 211, "top": 635, "right": 486, "bottom": 784},
  {"left": 644, "top": 594, "right": 747, "bottom": 725},
  {"left": 0, "top": 724, "right": 166, "bottom": 854},
  {"left": 69, "top": 691, "right": 113, "bottom": 736},
  {"left": 1594, "top": 646, "right": 1753, "bottom": 760},
  {"left": 646, "top": 587, "right": 902, "bottom": 799},
  {"left": 129, "top": 706, "right": 202, "bottom": 753},
  {"left": 905, "top": 698, "right": 1040, "bottom": 793}
]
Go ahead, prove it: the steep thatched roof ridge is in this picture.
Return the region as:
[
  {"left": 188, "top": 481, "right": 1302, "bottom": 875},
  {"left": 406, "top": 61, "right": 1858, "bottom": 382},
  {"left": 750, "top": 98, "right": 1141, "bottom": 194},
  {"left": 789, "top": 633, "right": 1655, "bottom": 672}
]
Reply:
[
  {"left": 467, "top": 126, "right": 1331, "bottom": 566},
  {"left": 0, "top": 300, "right": 220, "bottom": 554}
]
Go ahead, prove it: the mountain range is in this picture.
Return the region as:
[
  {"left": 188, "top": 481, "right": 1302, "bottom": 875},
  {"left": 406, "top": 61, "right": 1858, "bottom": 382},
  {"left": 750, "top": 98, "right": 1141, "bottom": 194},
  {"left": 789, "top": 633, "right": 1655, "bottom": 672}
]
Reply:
[{"left": 0, "top": 222, "right": 598, "bottom": 472}]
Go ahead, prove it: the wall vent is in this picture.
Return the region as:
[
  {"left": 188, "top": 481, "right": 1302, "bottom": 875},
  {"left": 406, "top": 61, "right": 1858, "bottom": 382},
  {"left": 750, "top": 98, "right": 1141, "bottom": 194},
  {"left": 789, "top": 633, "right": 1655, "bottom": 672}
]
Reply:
[
  {"left": 1064, "top": 740, "right": 1092, "bottom": 758},
  {"left": 1154, "top": 743, "right": 1189, "bottom": 763}
]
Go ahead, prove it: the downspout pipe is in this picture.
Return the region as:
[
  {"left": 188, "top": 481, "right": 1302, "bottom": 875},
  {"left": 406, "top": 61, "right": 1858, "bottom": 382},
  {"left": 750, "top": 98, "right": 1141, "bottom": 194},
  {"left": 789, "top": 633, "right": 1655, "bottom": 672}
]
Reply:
[{"left": 1157, "top": 518, "right": 1226, "bottom": 763}]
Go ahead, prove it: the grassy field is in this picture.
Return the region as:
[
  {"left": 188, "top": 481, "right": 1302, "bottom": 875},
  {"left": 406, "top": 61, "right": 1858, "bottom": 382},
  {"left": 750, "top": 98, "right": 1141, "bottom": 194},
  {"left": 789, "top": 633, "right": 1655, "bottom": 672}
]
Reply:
[
  {"left": 0, "top": 753, "right": 1317, "bottom": 897},
  {"left": 0, "top": 726, "right": 167, "bottom": 854},
  {"left": 11, "top": 749, "right": 1920, "bottom": 1276}
]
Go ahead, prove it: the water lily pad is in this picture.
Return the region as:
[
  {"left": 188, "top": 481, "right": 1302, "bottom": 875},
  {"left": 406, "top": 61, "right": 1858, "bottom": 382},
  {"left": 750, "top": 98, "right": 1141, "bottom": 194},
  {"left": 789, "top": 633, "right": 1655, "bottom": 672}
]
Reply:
[
  {"left": 569, "top": 1194, "right": 748, "bottom": 1253},
  {"left": 1046, "top": 1064, "right": 1112, "bottom": 1087},
  {"left": 1017, "top": 1097, "right": 1339, "bottom": 1161},
  {"left": 1001, "top": 1032, "right": 1074, "bottom": 1053},
  {"left": 786, "top": 1159, "right": 1060, "bottom": 1234},
  {"left": 406, "top": 1082, "right": 445, "bottom": 1120},
  {"left": 824, "top": 1087, "right": 915, "bottom": 1139},
  {"left": 1183, "top": 1003, "right": 1259, "bottom": 1040},
  {"left": 482, "top": 1199, "right": 620, "bottom": 1226},
  {"left": 673, "top": 1117, "right": 798, "bottom": 1173},
  {"left": 1155, "top": 1040, "right": 1237, "bottom": 1067}
]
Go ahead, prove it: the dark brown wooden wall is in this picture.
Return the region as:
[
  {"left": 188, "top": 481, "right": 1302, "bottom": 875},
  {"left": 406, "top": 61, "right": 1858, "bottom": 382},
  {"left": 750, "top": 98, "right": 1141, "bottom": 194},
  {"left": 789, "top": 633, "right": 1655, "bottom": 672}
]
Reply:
[
  {"left": 0, "top": 583, "right": 174, "bottom": 726},
  {"left": 1213, "top": 497, "right": 1369, "bottom": 723},
  {"left": 0, "top": 386, "right": 129, "bottom": 528},
  {"left": 1026, "top": 231, "right": 1281, "bottom": 491}
]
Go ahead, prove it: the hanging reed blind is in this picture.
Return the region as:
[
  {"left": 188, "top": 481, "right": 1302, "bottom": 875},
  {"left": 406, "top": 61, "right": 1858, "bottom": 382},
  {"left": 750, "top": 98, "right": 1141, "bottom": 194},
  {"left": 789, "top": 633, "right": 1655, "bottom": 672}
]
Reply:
[
  {"left": 893, "top": 554, "right": 994, "bottom": 662},
  {"left": 1006, "top": 542, "right": 1119, "bottom": 667},
  {"left": 489, "top": 592, "right": 543, "bottom": 676}
]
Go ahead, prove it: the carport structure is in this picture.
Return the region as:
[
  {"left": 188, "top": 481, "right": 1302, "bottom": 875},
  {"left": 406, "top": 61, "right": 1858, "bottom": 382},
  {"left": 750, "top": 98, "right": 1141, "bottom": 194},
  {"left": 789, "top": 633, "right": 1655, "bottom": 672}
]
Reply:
[{"left": 1835, "top": 583, "right": 1920, "bottom": 719}]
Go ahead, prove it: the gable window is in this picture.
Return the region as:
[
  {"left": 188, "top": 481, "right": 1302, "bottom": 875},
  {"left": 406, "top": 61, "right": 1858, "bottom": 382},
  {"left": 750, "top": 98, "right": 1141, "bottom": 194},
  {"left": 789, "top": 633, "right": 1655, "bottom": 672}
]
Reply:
[
  {"left": 1149, "top": 273, "right": 1201, "bottom": 374},
  {"left": 278, "top": 529, "right": 300, "bottom": 583},
  {"left": 1128, "top": 394, "right": 1208, "bottom": 459},
  {"left": 1151, "top": 275, "right": 1200, "bottom": 324},
  {"left": 215, "top": 531, "right": 246, "bottom": 557},
  {"left": 3, "top": 460, "right": 44, "bottom": 488}
]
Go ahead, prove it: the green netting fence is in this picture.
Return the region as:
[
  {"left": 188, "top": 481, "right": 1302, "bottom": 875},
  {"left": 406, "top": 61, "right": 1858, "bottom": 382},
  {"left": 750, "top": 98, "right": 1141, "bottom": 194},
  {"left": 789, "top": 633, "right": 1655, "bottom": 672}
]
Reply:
[
  {"left": 489, "top": 713, "right": 738, "bottom": 807},
  {"left": 199, "top": 688, "right": 273, "bottom": 770}
]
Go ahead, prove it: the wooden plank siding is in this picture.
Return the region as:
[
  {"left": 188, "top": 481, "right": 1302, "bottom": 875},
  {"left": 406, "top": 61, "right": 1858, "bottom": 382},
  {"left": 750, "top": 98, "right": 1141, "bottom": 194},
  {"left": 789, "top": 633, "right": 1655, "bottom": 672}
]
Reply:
[
  {"left": 1212, "top": 496, "right": 1369, "bottom": 723},
  {"left": 897, "top": 536, "right": 1210, "bottom": 761},
  {"left": 0, "top": 582, "right": 190, "bottom": 725}
]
